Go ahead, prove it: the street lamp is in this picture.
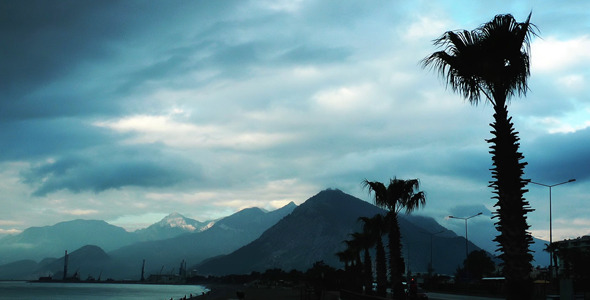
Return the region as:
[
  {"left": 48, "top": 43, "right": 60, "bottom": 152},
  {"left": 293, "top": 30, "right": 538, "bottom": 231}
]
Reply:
[
  {"left": 448, "top": 212, "right": 483, "bottom": 261},
  {"left": 530, "top": 178, "right": 576, "bottom": 278}
]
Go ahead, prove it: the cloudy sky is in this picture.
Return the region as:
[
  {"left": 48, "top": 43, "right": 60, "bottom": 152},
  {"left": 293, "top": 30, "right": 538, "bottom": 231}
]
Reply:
[{"left": 1, "top": 0, "right": 589, "bottom": 245}]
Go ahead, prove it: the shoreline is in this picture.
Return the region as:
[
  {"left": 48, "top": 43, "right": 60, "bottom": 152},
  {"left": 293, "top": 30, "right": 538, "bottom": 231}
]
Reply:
[{"left": 189, "top": 283, "right": 305, "bottom": 300}]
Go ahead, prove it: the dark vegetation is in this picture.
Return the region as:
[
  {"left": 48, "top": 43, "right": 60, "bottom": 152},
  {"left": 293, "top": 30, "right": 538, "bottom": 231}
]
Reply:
[
  {"left": 187, "top": 261, "right": 341, "bottom": 299},
  {"left": 454, "top": 250, "right": 497, "bottom": 281},
  {"left": 554, "top": 243, "right": 590, "bottom": 295}
]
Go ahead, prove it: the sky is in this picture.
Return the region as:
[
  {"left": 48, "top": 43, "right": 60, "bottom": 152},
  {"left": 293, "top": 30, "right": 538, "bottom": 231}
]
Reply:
[{"left": 1, "top": 0, "right": 589, "bottom": 245}]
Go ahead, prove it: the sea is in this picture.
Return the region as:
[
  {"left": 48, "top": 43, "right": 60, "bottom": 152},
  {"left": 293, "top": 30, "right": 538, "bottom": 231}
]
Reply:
[{"left": 0, "top": 281, "right": 208, "bottom": 300}]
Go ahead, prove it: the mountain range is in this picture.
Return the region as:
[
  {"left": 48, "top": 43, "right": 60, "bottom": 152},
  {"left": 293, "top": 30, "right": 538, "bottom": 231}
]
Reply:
[
  {"left": 0, "top": 201, "right": 297, "bottom": 280},
  {"left": 0, "top": 189, "right": 548, "bottom": 280},
  {"left": 107, "top": 202, "right": 297, "bottom": 278},
  {"left": 0, "top": 219, "right": 136, "bottom": 264},
  {"left": 196, "top": 189, "right": 471, "bottom": 276}
]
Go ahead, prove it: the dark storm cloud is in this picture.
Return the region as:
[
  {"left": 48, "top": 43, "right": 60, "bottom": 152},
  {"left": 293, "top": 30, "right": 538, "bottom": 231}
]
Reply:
[
  {"left": 0, "top": 118, "right": 114, "bottom": 160},
  {"left": 449, "top": 204, "right": 493, "bottom": 218},
  {"left": 0, "top": 0, "right": 231, "bottom": 195},
  {"left": 1, "top": 0, "right": 125, "bottom": 101},
  {"left": 0, "top": 0, "right": 588, "bottom": 241},
  {"left": 0, "top": 0, "right": 235, "bottom": 119},
  {"left": 190, "top": 19, "right": 354, "bottom": 72},
  {"left": 525, "top": 128, "right": 590, "bottom": 182},
  {"left": 279, "top": 45, "right": 351, "bottom": 64},
  {"left": 22, "top": 146, "right": 202, "bottom": 196}
]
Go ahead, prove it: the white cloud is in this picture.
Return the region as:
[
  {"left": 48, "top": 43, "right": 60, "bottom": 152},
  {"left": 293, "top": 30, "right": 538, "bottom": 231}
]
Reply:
[
  {"left": 63, "top": 209, "right": 99, "bottom": 216},
  {"left": 0, "top": 228, "right": 22, "bottom": 235},
  {"left": 260, "top": 0, "right": 304, "bottom": 13},
  {"left": 0, "top": 220, "right": 22, "bottom": 226},
  {"left": 312, "top": 84, "right": 382, "bottom": 114},
  {"left": 531, "top": 35, "right": 590, "bottom": 73},
  {"left": 95, "top": 114, "right": 296, "bottom": 151},
  {"left": 403, "top": 15, "right": 452, "bottom": 42},
  {"left": 557, "top": 74, "right": 585, "bottom": 90},
  {"left": 108, "top": 212, "right": 169, "bottom": 232},
  {"left": 525, "top": 107, "right": 590, "bottom": 134}
]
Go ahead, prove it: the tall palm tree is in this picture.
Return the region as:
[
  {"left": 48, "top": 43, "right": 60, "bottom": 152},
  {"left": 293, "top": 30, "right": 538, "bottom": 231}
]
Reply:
[
  {"left": 363, "top": 177, "right": 426, "bottom": 300},
  {"left": 422, "top": 13, "right": 537, "bottom": 300},
  {"left": 359, "top": 214, "right": 388, "bottom": 297}
]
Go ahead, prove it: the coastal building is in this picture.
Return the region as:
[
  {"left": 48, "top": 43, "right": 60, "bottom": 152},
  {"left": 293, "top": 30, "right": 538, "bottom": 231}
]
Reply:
[{"left": 553, "top": 235, "right": 590, "bottom": 277}]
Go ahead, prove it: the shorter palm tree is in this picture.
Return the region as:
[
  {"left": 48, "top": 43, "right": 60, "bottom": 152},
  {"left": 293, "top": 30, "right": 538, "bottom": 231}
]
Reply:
[
  {"left": 359, "top": 214, "right": 388, "bottom": 297},
  {"left": 336, "top": 249, "right": 356, "bottom": 271},
  {"left": 351, "top": 231, "right": 374, "bottom": 294},
  {"left": 363, "top": 177, "right": 426, "bottom": 300},
  {"left": 339, "top": 238, "right": 363, "bottom": 292}
]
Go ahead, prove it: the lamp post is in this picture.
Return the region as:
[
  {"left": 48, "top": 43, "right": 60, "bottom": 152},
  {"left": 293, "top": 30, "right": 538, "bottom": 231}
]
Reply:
[
  {"left": 449, "top": 212, "right": 482, "bottom": 282},
  {"left": 448, "top": 212, "right": 483, "bottom": 262},
  {"left": 530, "top": 178, "right": 576, "bottom": 279}
]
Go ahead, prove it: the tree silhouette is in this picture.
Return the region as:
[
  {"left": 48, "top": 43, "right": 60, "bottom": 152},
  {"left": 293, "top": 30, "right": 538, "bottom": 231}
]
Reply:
[
  {"left": 336, "top": 248, "right": 356, "bottom": 270},
  {"left": 423, "top": 13, "right": 537, "bottom": 299},
  {"left": 359, "top": 214, "right": 388, "bottom": 297},
  {"left": 363, "top": 177, "right": 426, "bottom": 300},
  {"left": 350, "top": 231, "right": 374, "bottom": 294},
  {"left": 339, "top": 236, "right": 364, "bottom": 293},
  {"left": 456, "top": 250, "right": 496, "bottom": 280}
]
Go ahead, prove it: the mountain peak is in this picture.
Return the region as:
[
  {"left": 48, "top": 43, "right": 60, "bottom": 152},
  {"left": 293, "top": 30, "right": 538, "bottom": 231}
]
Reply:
[
  {"left": 283, "top": 201, "right": 297, "bottom": 208},
  {"left": 69, "top": 245, "right": 109, "bottom": 260},
  {"left": 303, "top": 188, "right": 358, "bottom": 209},
  {"left": 165, "top": 212, "right": 184, "bottom": 219},
  {"left": 157, "top": 213, "right": 197, "bottom": 231}
]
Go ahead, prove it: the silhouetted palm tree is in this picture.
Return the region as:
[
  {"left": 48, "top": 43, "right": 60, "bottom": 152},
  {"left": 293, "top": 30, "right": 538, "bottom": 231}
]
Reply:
[
  {"left": 336, "top": 249, "right": 355, "bottom": 270},
  {"left": 363, "top": 177, "right": 426, "bottom": 300},
  {"left": 344, "top": 238, "right": 363, "bottom": 268},
  {"left": 422, "top": 13, "right": 537, "bottom": 300},
  {"left": 351, "top": 231, "right": 374, "bottom": 294},
  {"left": 359, "top": 214, "right": 388, "bottom": 297},
  {"left": 340, "top": 237, "right": 364, "bottom": 292}
]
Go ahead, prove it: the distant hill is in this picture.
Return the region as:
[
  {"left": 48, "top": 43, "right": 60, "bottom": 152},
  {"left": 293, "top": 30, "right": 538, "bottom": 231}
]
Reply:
[
  {"left": 0, "top": 259, "right": 40, "bottom": 280},
  {"left": 134, "top": 212, "right": 214, "bottom": 241},
  {"left": 0, "top": 220, "right": 138, "bottom": 265},
  {"left": 196, "top": 189, "right": 482, "bottom": 276},
  {"left": 35, "top": 245, "right": 112, "bottom": 280},
  {"left": 107, "top": 201, "right": 298, "bottom": 278},
  {"left": 0, "top": 245, "right": 113, "bottom": 281}
]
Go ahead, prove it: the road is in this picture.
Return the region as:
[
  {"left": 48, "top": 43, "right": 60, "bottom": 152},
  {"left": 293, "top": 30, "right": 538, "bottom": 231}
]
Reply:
[{"left": 427, "top": 292, "right": 503, "bottom": 300}]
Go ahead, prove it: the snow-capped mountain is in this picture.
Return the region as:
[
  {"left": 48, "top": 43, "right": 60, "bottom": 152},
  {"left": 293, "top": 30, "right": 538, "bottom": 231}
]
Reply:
[{"left": 133, "top": 212, "right": 214, "bottom": 241}]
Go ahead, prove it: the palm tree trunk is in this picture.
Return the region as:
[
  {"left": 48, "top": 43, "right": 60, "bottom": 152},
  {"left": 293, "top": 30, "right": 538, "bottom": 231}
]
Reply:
[
  {"left": 355, "top": 253, "right": 363, "bottom": 293},
  {"left": 363, "top": 248, "right": 373, "bottom": 294},
  {"left": 388, "top": 212, "right": 405, "bottom": 300},
  {"left": 376, "top": 236, "right": 388, "bottom": 297},
  {"left": 488, "top": 101, "right": 534, "bottom": 300}
]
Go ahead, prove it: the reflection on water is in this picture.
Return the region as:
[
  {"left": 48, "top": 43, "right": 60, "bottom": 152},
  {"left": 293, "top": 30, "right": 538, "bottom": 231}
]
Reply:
[{"left": 0, "top": 281, "right": 207, "bottom": 300}]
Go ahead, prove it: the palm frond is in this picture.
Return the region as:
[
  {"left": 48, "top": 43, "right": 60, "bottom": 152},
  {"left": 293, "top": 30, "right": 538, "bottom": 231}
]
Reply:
[
  {"left": 362, "top": 179, "right": 390, "bottom": 209},
  {"left": 423, "top": 12, "right": 537, "bottom": 107},
  {"left": 422, "top": 31, "right": 484, "bottom": 105}
]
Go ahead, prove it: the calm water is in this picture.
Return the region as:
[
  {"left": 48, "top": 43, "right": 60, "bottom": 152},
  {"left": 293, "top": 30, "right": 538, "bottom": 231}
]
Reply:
[{"left": 0, "top": 281, "right": 208, "bottom": 300}]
